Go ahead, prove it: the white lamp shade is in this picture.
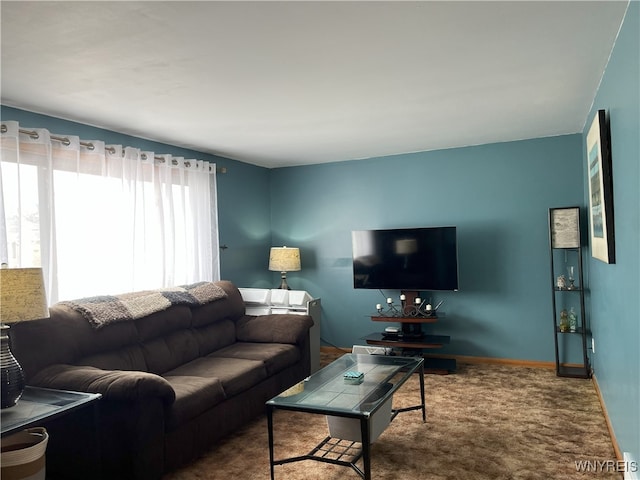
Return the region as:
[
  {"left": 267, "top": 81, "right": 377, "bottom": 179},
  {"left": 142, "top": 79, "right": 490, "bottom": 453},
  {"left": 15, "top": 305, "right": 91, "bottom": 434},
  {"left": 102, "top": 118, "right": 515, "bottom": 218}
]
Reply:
[
  {"left": 268, "top": 247, "right": 301, "bottom": 272},
  {"left": 0, "top": 267, "right": 49, "bottom": 323}
]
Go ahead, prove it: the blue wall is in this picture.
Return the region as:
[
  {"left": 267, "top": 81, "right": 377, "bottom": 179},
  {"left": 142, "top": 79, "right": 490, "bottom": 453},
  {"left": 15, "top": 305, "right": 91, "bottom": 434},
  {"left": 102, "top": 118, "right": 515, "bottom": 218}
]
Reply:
[
  {"left": 216, "top": 159, "right": 272, "bottom": 288},
  {"left": 582, "top": 1, "right": 639, "bottom": 465},
  {"left": 269, "top": 135, "right": 585, "bottom": 361}
]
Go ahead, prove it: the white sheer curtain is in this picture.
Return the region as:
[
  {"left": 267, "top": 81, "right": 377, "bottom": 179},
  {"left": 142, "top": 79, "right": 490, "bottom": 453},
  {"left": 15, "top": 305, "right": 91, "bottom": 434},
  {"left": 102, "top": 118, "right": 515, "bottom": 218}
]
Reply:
[{"left": 0, "top": 121, "right": 220, "bottom": 304}]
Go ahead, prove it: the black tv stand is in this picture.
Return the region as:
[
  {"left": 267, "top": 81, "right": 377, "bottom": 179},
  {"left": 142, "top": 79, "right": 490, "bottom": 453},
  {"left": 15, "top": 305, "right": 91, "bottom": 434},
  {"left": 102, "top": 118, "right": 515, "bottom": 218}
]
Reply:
[
  {"left": 382, "top": 331, "right": 424, "bottom": 341},
  {"left": 402, "top": 323, "right": 424, "bottom": 338},
  {"left": 366, "top": 314, "right": 456, "bottom": 374}
]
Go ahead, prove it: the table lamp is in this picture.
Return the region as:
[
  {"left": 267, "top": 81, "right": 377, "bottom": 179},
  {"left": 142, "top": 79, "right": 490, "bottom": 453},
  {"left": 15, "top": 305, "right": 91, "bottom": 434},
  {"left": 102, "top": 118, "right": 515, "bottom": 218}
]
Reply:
[
  {"left": 268, "top": 247, "right": 301, "bottom": 290},
  {"left": 0, "top": 266, "right": 49, "bottom": 409}
]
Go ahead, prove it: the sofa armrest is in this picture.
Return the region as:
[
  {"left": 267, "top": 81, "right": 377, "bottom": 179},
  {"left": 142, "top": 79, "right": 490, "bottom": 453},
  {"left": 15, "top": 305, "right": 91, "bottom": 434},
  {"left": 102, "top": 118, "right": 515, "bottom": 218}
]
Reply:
[
  {"left": 30, "top": 364, "right": 176, "bottom": 406},
  {"left": 236, "top": 314, "right": 313, "bottom": 345}
]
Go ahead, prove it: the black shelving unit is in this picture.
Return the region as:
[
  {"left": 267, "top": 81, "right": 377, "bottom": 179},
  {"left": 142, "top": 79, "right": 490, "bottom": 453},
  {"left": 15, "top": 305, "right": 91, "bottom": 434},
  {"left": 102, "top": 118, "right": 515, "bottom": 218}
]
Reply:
[{"left": 548, "top": 207, "right": 590, "bottom": 378}]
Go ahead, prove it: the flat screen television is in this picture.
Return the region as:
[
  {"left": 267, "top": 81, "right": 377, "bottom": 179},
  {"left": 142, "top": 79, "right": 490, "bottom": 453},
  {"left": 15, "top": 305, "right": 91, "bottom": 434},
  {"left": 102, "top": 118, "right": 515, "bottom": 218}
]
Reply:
[{"left": 352, "top": 226, "right": 459, "bottom": 291}]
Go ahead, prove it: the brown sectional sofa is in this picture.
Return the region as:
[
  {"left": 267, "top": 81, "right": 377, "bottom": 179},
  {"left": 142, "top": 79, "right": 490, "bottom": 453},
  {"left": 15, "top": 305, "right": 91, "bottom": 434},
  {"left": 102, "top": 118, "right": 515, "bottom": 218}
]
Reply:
[{"left": 10, "top": 280, "right": 313, "bottom": 480}]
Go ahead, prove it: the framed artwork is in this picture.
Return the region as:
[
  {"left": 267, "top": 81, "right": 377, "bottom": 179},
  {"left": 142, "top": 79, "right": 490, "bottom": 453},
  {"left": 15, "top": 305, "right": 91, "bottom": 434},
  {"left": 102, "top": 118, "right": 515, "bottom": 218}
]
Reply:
[
  {"left": 586, "top": 109, "right": 615, "bottom": 264},
  {"left": 549, "top": 206, "right": 580, "bottom": 249}
]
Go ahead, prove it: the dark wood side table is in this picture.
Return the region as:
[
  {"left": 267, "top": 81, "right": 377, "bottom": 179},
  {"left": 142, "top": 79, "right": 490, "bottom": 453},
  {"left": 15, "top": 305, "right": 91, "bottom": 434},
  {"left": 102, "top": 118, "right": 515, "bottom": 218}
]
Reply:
[{"left": 1, "top": 386, "right": 102, "bottom": 479}]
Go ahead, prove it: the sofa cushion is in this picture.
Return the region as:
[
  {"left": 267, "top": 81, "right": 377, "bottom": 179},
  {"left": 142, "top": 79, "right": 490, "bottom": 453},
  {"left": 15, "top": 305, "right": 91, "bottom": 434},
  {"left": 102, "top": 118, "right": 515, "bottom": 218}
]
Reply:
[
  {"left": 135, "top": 305, "right": 192, "bottom": 342},
  {"left": 162, "top": 376, "right": 226, "bottom": 430},
  {"left": 211, "top": 342, "right": 301, "bottom": 377},
  {"left": 235, "top": 314, "right": 313, "bottom": 345},
  {"left": 11, "top": 307, "right": 139, "bottom": 381},
  {"left": 193, "top": 319, "right": 237, "bottom": 356},
  {"left": 190, "top": 280, "right": 245, "bottom": 328},
  {"left": 77, "top": 344, "right": 148, "bottom": 371},
  {"left": 164, "top": 356, "right": 267, "bottom": 397},
  {"left": 142, "top": 330, "right": 200, "bottom": 375}
]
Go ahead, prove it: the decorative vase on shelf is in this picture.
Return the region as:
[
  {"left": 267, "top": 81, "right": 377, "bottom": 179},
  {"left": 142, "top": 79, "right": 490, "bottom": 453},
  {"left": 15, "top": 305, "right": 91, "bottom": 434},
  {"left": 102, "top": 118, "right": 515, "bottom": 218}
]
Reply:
[
  {"left": 568, "top": 307, "right": 578, "bottom": 332},
  {"left": 567, "top": 266, "right": 576, "bottom": 290},
  {"left": 556, "top": 275, "right": 567, "bottom": 290},
  {"left": 559, "top": 309, "right": 569, "bottom": 332}
]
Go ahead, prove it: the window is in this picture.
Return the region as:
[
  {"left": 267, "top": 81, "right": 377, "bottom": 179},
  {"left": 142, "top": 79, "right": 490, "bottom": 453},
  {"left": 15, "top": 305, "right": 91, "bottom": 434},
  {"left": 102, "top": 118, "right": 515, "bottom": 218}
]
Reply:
[{"left": 0, "top": 122, "right": 220, "bottom": 304}]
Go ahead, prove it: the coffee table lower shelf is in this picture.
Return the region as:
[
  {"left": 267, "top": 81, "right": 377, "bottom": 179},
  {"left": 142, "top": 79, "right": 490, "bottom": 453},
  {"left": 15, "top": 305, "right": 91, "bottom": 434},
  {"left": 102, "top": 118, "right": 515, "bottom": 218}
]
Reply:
[
  {"left": 273, "top": 436, "right": 366, "bottom": 478},
  {"left": 269, "top": 403, "right": 424, "bottom": 480}
]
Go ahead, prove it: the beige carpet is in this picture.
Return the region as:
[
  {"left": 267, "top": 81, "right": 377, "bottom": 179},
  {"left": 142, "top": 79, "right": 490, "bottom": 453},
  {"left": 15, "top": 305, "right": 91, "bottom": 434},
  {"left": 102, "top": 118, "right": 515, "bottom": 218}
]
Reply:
[{"left": 163, "top": 354, "right": 620, "bottom": 480}]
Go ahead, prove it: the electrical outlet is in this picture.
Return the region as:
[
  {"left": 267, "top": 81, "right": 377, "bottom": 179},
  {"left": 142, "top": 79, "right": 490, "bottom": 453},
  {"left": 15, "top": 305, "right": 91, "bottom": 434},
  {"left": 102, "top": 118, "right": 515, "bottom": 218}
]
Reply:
[{"left": 592, "top": 338, "right": 596, "bottom": 354}]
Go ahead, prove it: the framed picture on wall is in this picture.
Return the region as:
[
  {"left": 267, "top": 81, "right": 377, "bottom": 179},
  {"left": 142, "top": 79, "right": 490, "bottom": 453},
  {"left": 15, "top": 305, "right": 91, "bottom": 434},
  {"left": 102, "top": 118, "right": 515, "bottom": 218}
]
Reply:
[
  {"left": 586, "top": 109, "right": 615, "bottom": 264},
  {"left": 549, "top": 206, "right": 580, "bottom": 248}
]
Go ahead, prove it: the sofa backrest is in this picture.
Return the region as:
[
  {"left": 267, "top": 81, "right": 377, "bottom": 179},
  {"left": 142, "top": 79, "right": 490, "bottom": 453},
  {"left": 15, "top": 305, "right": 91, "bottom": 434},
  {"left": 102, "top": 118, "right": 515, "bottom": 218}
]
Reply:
[{"left": 11, "top": 280, "right": 246, "bottom": 381}]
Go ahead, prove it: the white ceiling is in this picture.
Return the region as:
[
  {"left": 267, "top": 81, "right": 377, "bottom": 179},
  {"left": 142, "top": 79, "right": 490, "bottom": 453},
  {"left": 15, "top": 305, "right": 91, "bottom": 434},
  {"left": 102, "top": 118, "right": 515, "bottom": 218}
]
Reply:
[{"left": 1, "top": 1, "right": 629, "bottom": 168}]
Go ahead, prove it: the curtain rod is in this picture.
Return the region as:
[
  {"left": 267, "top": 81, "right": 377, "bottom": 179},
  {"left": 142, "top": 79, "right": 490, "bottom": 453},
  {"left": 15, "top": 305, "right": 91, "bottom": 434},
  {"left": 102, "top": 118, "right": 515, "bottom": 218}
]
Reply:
[
  {"left": 1, "top": 124, "right": 100, "bottom": 151},
  {"left": 1, "top": 124, "right": 226, "bottom": 173}
]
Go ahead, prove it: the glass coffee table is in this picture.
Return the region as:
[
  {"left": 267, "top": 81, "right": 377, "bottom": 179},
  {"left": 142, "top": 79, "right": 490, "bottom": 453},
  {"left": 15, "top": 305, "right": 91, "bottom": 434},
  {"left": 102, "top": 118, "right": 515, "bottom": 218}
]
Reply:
[{"left": 266, "top": 353, "right": 425, "bottom": 480}]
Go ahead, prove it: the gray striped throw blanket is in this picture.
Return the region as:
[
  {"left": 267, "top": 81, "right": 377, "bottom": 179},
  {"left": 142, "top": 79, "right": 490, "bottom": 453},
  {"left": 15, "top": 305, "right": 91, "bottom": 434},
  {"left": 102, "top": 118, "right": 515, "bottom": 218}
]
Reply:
[{"left": 59, "top": 282, "right": 227, "bottom": 329}]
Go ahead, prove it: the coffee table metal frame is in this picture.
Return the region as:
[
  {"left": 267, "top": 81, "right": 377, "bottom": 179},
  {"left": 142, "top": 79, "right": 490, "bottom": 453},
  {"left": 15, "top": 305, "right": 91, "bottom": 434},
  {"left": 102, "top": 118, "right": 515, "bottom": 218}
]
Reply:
[{"left": 266, "top": 353, "right": 425, "bottom": 480}]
